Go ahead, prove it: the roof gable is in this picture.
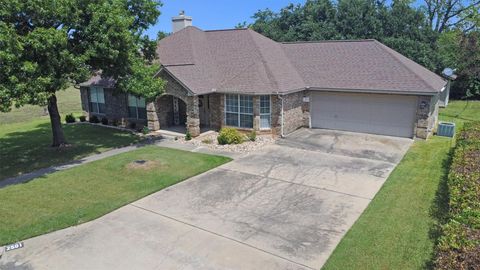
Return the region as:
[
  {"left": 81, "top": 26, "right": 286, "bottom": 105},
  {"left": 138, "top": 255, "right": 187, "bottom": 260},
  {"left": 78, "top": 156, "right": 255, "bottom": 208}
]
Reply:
[
  {"left": 155, "top": 27, "right": 446, "bottom": 95},
  {"left": 282, "top": 40, "right": 446, "bottom": 93}
]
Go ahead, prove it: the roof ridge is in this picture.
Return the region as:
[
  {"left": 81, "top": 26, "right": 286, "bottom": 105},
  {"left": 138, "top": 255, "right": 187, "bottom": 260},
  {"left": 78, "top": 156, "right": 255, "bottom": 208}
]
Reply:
[
  {"left": 247, "top": 29, "right": 279, "bottom": 90},
  {"left": 204, "top": 28, "right": 248, "bottom": 32},
  {"left": 282, "top": 39, "right": 377, "bottom": 44},
  {"left": 372, "top": 40, "right": 437, "bottom": 91}
]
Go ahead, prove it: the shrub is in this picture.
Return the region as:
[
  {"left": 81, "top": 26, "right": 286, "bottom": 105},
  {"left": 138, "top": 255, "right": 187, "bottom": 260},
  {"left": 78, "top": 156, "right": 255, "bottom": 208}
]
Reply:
[
  {"left": 89, "top": 115, "right": 100, "bottom": 123},
  {"left": 142, "top": 126, "right": 150, "bottom": 135},
  {"left": 101, "top": 117, "right": 109, "bottom": 125},
  {"left": 435, "top": 121, "right": 480, "bottom": 270},
  {"left": 185, "top": 131, "right": 192, "bottom": 141},
  {"left": 202, "top": 138, "right": 213, "bottom": 144},
  {"left": 247, "top": 130, "right": 256, "bottom": 142},
  {"left": 217, "top": 127, "right": 243, "bottom": 145},
  {"left": 79, "top": 115, "right": 86, "bottom": 122},
  {"left": 128, "top": 122, "right": 136, "bottom": 130},
  {"left": 65, "top": 113, "right": 75, "bottom": 123}
]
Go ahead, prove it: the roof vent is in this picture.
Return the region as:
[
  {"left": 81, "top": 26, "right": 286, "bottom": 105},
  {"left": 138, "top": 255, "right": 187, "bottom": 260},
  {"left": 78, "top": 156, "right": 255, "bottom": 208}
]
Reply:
[{"left": 172, "top": 11, "right": 192, "bottom": 33}]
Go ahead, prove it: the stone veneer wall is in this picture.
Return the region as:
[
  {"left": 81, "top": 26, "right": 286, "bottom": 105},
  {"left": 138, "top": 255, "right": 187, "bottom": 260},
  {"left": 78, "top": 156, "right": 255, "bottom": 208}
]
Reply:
[
  {"left": 148, "top": 70, "right": 201, "bottom": 136},
  {"left": 208, "top": 93, "right": 223, "bottom": 129},
  {"left": 271, "top": 91, "right": 309, "bottom": 135},
  {"left": 415, "top": 94, "right": 439, "bottom": 139},
  {"left": 80, "top": 87, "right": 145, "bottom": 127},
  {"left": 80, "top": 87, "right": 89, "bottom": 112}
]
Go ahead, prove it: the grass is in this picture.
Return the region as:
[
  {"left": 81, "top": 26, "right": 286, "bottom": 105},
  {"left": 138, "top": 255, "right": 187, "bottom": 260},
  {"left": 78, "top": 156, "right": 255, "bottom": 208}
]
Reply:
[
  {"left": 322, "top": 100, "right": 480, "bottom": 270},
  {"left": 0, "top": 86, "right": 140, "bottom": 181},
  {"left": 437, "top": 100, "right": 480, "bottom": 130},
  {"left": 0, "top": 146, "right": 231, "bottom": 246},
  {"left": 0, "top": 86, "right": 82, "bottom": 125},
  {"left": 0, "top": 120, "right": 140, "bottom": 181}
]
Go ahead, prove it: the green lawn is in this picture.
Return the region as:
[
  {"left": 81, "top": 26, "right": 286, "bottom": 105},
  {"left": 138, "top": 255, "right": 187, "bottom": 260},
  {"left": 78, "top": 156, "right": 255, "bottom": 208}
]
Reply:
[
  {"left": 322, "top": 100, "right": 480, "bottom": 270},
  {"left": 0, "top": 86, "right": 140, "bottom": 181},
  {"left": 0, "top": 119, "right": 140, "bottom": 181},
  {"left": 0, "top": 87, "right": 82, "bottom": 125},
  {"left": 437, "top": 100, "right": 480, "bottom": 129},
  {"left": 0, "top": 146, "right": 231, "bottom": 246}
]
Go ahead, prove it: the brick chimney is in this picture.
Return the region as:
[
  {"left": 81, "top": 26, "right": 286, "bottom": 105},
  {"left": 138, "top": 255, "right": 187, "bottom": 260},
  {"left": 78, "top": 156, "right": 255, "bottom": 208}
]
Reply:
[{"left": 172, "top": 10, "right": 192, "bottom": 33}]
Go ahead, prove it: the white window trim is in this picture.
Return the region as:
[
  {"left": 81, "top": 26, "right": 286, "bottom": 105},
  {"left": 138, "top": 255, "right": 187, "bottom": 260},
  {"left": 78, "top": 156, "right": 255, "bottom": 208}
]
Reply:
[
  {"left": 259, "top": 95, "right": 271, "bottom": 130},
  {"left": 128, "top": 94, "right": 146, "bottom": 120},
  {"left": 89, "top": 87, "right": 105, "bottom": 114},
  {"left": 224, "top": 94, "right": 254, "bottom": 129}
]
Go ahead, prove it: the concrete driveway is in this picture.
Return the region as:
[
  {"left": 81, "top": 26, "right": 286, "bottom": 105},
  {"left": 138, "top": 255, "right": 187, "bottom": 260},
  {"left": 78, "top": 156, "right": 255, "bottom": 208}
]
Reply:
[{"left": 1, "top": 129, "right": 412, "bottom": 270}]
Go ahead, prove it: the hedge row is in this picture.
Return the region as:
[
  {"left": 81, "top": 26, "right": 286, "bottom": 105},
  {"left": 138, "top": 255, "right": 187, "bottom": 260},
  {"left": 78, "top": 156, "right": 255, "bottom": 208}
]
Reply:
[{"left": 435, "top": 122, "right": 480, "bottom": 269}]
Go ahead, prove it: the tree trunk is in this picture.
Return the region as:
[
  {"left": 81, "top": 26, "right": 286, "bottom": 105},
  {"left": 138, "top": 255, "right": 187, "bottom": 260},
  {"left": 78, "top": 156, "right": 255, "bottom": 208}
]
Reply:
[{"left": 47, "top": 94, "right": 68, "bottom": 147}]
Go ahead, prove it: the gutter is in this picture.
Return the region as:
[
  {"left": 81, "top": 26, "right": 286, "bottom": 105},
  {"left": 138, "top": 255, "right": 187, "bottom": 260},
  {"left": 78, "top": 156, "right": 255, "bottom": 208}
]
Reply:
[
  {"left": 210, "top": 86, "right": 441, "bottom": 96},
  {"left": 276, "top": 92, "right": 285, "bottom": 138},
  {"left": 305, "top": 87, "right": 442, "bottom": 96}
]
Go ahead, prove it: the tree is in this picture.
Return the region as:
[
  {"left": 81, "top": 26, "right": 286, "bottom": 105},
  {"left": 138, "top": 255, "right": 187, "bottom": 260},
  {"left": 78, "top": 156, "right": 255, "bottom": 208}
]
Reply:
[
  {"left": 157, "top": 30, "right": 169, "bottom": 40},
  {"left": 250, "top": 0, "right": 337, "bottom": 41},
  {"left": 335, "top": 0, "right": 382, "bottom": 39},
  {"left": 423, "top": 0, "right": 480, "bottom": 33},
  {"left": 0, "top": 0, "right": 164, "bottom": 147},
  {"left": 248, "top": 0, "right": 438, "bottom": 69},
  {"left": 455, "top": 31, "right": 479, "bottom": 98}
]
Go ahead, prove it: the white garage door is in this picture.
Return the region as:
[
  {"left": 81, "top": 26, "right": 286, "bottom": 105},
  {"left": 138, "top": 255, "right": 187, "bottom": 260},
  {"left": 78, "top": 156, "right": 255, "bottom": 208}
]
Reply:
[{"left": 310, "top": 92, "right": 417, "bottom": 138}]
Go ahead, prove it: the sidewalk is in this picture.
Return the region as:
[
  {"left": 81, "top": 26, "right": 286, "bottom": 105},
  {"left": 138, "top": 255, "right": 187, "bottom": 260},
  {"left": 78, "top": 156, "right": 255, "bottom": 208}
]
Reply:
[{"left": 0, "top": 139, "right": 240, "bottom": 189}]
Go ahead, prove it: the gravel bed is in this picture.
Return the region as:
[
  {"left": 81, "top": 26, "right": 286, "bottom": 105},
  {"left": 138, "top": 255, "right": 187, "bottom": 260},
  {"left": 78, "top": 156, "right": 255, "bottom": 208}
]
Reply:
[{"left": 178, "top": 131, "right": 276, "bottom": 153}]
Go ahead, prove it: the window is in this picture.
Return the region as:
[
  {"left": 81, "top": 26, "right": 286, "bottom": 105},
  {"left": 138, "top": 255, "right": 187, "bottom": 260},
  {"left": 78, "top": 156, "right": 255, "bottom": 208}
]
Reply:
[
  {"left": 128, "top": 94, "right": 146, "bottom": 119},
  {"left": 260, "top": 95, "right": 271, "bottom": 129},
  {"left": 225, "top": 94, "right": 253, "bottom": 128},
  {"left": 89, "top": 87, "right": 105, "bottom": 114}
]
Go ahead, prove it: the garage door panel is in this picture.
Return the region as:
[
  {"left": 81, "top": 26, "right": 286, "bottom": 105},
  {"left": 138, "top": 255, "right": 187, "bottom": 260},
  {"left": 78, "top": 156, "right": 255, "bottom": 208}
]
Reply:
[{"left": 311, "top": 92, "right": 417, "bottom": 138}]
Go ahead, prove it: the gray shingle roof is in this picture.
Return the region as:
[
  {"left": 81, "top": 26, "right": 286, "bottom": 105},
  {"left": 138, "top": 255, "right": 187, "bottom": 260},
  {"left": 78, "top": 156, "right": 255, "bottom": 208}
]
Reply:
[
  {"left": 157, "top": 27, "right": 445, "bottom": 95},
  {"left": 282, "top": 40, "right": 446, "bottom": 93},
  {"left": 79, "top": 74, "right": 116, "bottom": 88},
  {"left": 82, "top": 27, "right": 446, "bottom": 95},
  {"left": 157, "top": 27, "right": 305, "bottom": 94}
]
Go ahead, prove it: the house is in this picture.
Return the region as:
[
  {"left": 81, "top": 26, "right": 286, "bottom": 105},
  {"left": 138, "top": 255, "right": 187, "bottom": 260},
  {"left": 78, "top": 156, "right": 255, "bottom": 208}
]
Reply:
[{"left": 79, "top": 12, "right": 448, "bottom": 139}]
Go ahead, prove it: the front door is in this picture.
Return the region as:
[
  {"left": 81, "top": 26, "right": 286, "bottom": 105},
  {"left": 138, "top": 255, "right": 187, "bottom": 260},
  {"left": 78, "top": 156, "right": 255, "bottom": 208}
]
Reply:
[{"left": 198, "top": 95, "right": 210, "bottom": 127}]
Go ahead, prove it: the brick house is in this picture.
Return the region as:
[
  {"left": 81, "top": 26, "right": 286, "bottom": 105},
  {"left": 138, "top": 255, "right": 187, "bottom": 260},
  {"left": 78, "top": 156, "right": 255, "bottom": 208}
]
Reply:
[{"left": 79, "top": 13, "right": 449, "bottom": 139}]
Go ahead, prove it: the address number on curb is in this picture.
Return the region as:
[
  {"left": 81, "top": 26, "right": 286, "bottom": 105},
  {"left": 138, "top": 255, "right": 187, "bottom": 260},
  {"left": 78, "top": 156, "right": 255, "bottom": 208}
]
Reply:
[{"left": 5, "top": 242, "right": 24, "bottom": 252}]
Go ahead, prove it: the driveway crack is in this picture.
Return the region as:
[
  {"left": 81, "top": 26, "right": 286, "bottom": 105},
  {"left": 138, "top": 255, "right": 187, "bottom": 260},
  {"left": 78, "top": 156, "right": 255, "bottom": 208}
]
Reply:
[{"left": 129, "top": 203, "right": 317, "bottom": 270}]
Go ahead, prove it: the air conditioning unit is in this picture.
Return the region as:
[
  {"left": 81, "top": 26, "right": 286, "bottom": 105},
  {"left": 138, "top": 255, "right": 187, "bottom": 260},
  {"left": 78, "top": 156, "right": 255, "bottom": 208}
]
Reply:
[{"left": 437, "top": 122, "right": 455, "bottom": 137}]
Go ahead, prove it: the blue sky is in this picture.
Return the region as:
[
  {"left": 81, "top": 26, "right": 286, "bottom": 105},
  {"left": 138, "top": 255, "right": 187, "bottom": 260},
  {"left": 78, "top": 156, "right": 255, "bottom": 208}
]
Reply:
[{"left": 145, "top": 0, "right": 306, "bottom": 39}]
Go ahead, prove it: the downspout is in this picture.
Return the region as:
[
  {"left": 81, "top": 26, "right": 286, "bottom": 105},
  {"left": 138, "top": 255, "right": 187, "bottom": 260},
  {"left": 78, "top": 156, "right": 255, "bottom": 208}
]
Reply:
[{"left": 277, "top": 92, "right": 284, "bottom": 138}]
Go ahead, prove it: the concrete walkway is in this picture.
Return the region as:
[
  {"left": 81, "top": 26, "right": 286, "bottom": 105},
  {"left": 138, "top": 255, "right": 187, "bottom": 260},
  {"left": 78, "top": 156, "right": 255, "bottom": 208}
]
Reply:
[
  {"left": 1, "top": 129, "right": 412, "bottom": 270},
  {"left": 0, "top": 139, "right": 239, "bottom": 189}
]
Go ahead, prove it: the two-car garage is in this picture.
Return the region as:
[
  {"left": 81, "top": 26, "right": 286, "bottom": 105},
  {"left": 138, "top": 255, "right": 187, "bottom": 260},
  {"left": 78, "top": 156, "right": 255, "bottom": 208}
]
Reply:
[{"left": 310, "top": 92, "right": 418, "bottom": 138}]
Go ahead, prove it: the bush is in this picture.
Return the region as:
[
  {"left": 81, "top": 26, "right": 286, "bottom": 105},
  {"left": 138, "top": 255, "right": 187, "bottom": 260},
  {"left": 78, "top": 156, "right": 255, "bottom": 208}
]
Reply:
[
  {"left": 217, "top": 127, "right": 243, "bottom": 145},
  {"left": 142, "top": 126, "right": 149, "bottom": 135},
  {"left": 65, "top": 114, "right": 75, "bottom": 123},
  {"left": 435, "top": 122, "right": 480, "bottom": 270},
  {"left": 89, "top": 115, "right": 100, "bottom": 123},
  {"left": 79, "top": 115, "right": 86, "bottom": 122},
  {"left": 101, "top": 117, "right": 109, "bottom": 125},
  {"left": 111, "top": 119, "right": 119, "bottom": 126},
  {"left": 247, "top": 130, "right": 256, "bottom": 142},
  {"left": 185, "top": 131, "right": 192, "bottom": 141},
  {"left": 128, "top": 122, "right": 136, "bottom": 130}
]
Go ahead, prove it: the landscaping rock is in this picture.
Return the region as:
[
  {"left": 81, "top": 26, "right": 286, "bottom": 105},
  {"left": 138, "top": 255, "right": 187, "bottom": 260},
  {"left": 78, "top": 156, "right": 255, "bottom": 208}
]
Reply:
[{"left": 179, "top": 131, "right": 276, "bottom": 153}]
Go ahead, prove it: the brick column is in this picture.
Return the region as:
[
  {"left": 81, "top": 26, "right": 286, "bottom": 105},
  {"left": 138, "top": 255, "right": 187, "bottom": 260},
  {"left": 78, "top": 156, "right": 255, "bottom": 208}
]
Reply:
[
  {"left": 253, "top": 95, "right": 260, "bottom": 131},
  {"left": 146, "top": 101, "right": 160, "bottom": 131},
  {"left": 186, "top": 96, "right": 200, "bottom": 136},
  {"left": 415, "top": 96, "right": 433, "bottom": 139}
]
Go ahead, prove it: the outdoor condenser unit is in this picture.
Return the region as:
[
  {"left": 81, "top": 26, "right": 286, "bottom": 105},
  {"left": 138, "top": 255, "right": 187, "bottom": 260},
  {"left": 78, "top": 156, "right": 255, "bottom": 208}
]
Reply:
[{"left": 437, "top": 122, "right": 456, "bottom": 137}]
